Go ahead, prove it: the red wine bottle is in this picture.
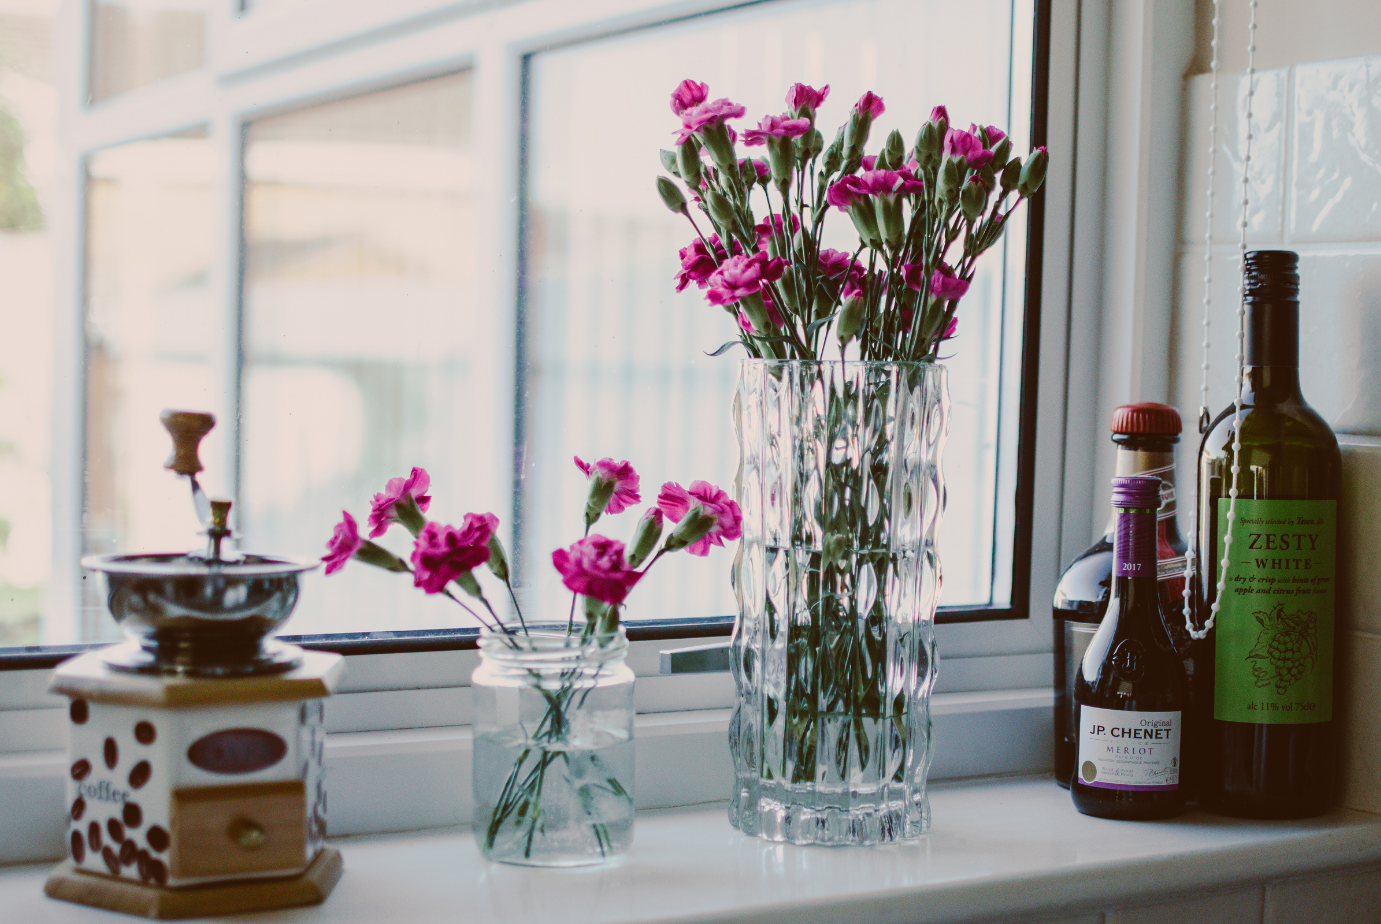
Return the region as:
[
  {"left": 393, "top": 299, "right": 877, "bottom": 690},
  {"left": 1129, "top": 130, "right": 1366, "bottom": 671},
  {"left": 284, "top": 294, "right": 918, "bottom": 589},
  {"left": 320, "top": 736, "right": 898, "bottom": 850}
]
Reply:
[
  {"left": 1071, "top": 476, "right": 1188, "bottom": 820},
  {"left": 1194, "top": 250, "right": 1341, "bottom": 819},
  {"left": 1052, "top": 404, "right": 1189, "bottom": 788}
]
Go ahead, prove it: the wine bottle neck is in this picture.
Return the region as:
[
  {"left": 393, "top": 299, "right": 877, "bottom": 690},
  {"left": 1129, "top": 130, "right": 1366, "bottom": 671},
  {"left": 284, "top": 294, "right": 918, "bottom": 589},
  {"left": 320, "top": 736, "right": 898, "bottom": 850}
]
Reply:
[
  {"left": 1244, "top": 299, "right": 1298, "bottom": 368},
  {"left": 1112, "top": 506, "right": 1157, "bottom": 582},
  {"left": 1104, "top": 446, "right": 1178, "bottom": 537}
]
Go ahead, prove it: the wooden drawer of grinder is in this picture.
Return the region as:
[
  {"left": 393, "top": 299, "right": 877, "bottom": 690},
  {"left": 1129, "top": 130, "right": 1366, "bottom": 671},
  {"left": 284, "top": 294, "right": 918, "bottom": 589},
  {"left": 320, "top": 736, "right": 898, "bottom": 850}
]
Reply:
[{"left": 170, "top": 780, "right": 306, "bottom": 879}]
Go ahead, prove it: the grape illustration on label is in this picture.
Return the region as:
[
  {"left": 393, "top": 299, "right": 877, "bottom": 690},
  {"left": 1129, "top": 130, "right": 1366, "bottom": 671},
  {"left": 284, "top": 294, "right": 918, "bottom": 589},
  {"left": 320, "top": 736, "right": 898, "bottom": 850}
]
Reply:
[{"left": 1245, "top": 604, "right": 1318, "bottom": 696}]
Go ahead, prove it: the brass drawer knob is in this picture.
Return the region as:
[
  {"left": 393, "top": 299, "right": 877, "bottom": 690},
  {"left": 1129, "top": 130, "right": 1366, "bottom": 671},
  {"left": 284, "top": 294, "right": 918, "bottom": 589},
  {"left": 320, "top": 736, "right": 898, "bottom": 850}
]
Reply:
[{"left": 229, "top": 819, "right": 266, "bottom": 851}]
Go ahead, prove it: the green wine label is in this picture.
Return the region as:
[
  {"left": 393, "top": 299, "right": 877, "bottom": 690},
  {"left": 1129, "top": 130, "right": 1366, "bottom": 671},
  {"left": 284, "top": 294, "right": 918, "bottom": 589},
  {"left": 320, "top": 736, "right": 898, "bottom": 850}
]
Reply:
[{"left": 1214, "top": 498, "right": 1336, "bottom": 724}]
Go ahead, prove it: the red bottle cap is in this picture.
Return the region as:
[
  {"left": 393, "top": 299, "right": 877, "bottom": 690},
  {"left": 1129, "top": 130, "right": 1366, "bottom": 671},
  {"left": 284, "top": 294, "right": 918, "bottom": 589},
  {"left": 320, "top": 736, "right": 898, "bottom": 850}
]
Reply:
[{"left": 1110, "top": 402, "right": 1182, "bottom": 435}]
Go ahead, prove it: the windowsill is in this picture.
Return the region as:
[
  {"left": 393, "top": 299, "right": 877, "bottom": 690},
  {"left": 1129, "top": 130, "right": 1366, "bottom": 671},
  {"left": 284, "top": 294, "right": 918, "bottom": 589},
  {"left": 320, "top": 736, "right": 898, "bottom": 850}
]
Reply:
[{"left": 4, "top": 775, "right": 1380, "bottom": 924}]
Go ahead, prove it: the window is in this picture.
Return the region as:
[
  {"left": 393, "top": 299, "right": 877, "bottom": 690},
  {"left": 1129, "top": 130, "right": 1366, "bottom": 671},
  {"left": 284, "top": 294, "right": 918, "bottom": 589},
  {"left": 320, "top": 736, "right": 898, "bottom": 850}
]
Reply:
[{"left": 3, "top": 0, "right": 1051, "bottom": 661}]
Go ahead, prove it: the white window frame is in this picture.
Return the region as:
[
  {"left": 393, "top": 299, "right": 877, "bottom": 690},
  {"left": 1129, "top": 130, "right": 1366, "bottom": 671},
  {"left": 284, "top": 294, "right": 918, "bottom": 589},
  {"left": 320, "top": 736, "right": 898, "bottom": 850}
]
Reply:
[{"left": 0, "top": 0, "right": 1203, "bottom": 863}]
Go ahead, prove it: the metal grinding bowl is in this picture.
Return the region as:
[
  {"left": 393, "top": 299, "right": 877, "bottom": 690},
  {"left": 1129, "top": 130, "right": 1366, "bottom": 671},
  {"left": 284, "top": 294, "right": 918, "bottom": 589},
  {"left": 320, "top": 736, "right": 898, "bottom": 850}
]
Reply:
[
  {"left": 84, "top": 552, "right": 320, "bottom": 676},
  {"left": 81, "top": 409, "right": 322, "bottom": 676}
]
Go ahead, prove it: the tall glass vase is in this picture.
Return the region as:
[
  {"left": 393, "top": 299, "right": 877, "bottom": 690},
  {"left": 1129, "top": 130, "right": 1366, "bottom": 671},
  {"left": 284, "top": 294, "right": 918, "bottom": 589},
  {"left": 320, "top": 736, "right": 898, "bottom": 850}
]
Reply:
[{"left": 729, "top": 360, "right": 949, "bottom": 846}]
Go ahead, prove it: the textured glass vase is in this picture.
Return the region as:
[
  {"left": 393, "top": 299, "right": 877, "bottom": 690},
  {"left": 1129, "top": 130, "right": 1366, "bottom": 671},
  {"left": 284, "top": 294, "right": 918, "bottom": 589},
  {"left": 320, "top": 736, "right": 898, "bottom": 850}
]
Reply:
[
  {"left": 471, "top": 628, "right": 635, "bottom": 866},
  {"left": 729, "top": 360, "right": 949, "bottom": 845}
]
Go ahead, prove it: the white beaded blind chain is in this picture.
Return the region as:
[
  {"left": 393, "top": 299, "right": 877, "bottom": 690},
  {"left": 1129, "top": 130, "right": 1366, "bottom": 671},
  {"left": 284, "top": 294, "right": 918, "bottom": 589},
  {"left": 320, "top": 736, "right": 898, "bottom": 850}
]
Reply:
[{"left": 1184, "top": 0, "right": 1257, "bottom": 642}]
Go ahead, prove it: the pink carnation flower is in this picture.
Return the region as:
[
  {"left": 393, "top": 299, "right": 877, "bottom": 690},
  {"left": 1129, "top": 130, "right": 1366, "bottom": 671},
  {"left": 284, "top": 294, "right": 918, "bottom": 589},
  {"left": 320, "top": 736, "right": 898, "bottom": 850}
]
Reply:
[
  {"left": 974, "top": 123, "right": 1006, "bottom": 147},
  {"left": 323, "top": 511, "right": 362, "bottom": 576},
  {"left": 854, "top": 91, "right": 885, "bottom": 119},
  {"left": 943, "top": 127, "right": 993, "bottom": 168},
  {"left": 670, "top": 79, "right": 709, "bottom": 115},
  {"left": 410, "top": 513, "right": 498, "bottom": 594},
  {"left": 742, "top": 157, "right": 770, "bottom": 181},
  {"left": 367, "top": 467, "right": 432, "bottom": 538},
  {"left": 674, "top": 97, "right": 747, "bottom": 144},
  {"left": 929, "top": 105, "right": 949, "bottom": 124},
  {"left": 817, "top": 248, "right": 855, "bottom": 277},
  {"left": 825, "top": 175, "right": 867, "bottom": 209},
  {"left": 575, "top": 456, "right": 641, "bottom": 515},
  {"left": 901, "top": 263, "right": 927, "bottom": 292},
  {"left": 786, "top": 83, "right": 829, "bottom": 115},
  {"left": 860, "top": 155, "right": 877, "bottom": 171},
  {"left": 675, "top": 234, "right": 737, "bottom": 292},
  {"left": 551, "top": 535, "right": 642, "bottom": 606},
  {"left": 930, "top": 263, "right": 971, "bottom": 301},
  {"left": 754, "top": 213, "right": 800, "bottom": 248},
  {"left": 742, "top": 112, "right": 811, "bottom": 146},
  {"left": 706, "top": 252, "right": 787, "bottom": 306},
  {"left": 656, "top": 481, "right": 743, "bottom": 556},
  {"left": 857, "top": 169, "right": 907, "bottom": 197}
]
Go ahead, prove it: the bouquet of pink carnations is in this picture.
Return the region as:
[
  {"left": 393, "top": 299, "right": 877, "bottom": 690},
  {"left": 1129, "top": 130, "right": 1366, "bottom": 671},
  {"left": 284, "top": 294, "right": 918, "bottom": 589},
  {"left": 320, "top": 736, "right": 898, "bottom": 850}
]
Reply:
[
  {"left": 321, "top": 458, "right": 738, "bottom": 864},
  {"left": 322, "top": 459, "right": 738, "bottom": 639},
  {"left": 656, "top": 80, "right": 1048, "bottom": 362}
]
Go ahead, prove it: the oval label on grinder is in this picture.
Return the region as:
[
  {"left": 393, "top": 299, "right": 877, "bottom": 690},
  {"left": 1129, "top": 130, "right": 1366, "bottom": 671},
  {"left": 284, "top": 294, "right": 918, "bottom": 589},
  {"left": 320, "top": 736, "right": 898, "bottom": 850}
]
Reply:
[{"left": 188, "top": 728, "right": 287, "bottom": 774}]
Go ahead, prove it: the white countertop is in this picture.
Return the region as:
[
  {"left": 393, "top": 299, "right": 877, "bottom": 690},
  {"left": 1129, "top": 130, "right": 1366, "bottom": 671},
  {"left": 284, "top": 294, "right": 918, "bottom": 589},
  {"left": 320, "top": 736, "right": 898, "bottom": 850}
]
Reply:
[{"left": 4, "top": 775, "right": 1381, "bottom": 924}]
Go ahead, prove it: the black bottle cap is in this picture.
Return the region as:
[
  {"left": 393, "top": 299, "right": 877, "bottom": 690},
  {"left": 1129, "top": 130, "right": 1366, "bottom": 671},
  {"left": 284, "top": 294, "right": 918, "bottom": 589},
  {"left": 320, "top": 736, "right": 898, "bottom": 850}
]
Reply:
[{"left": 1244, "top": 250, "right": 1299, "bottom": 302}]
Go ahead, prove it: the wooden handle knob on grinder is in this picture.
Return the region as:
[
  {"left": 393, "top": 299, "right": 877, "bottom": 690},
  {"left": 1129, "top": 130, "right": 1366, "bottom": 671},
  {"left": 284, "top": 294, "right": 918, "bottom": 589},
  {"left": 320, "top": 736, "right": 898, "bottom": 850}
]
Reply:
[{"left": 160, "top": 410, "right": 215, "bottom": 476}]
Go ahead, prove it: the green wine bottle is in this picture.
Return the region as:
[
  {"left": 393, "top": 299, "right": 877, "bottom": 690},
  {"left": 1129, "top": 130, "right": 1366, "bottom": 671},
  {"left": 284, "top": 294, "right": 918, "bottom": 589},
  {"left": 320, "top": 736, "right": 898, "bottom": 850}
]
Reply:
[{"left": 1194, "top": 250, "right": 1341, "bottom": 819}]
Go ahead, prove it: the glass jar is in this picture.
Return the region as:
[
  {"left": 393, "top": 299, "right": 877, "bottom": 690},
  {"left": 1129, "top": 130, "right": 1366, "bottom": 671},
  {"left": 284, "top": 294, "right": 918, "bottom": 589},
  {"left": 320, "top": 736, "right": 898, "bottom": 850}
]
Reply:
[{"left": 471, "top": 627, "right": 636, "bottom": 866}]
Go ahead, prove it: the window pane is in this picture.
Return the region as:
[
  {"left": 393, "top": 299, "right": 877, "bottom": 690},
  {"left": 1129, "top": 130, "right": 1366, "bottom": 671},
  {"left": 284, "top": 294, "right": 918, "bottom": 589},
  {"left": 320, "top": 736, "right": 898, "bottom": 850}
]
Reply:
[
  {"left": 522, "top": 0, "right": 1029, "bottom": 621},
  {"left": 0, "top": 0, "right": 56, "bottom": 645},
  {"left": 83, "top": 127, "right": 217, "bottom": 640},
  {"left": 241, "top": 72, "right": 481, "bottom": 635},
  {"left": 89, "top": 0, "right": 206, "bottom": 104}
]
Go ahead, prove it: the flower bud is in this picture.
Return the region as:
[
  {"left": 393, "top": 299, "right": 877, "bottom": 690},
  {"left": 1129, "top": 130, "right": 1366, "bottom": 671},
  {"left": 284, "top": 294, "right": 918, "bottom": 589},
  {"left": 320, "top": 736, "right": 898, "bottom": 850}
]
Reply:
[
  {"left": 1018, "top": 146, "right": 1048, "bottom": 197},
  {"left": 657, "top": 176, "right": 688, "bottom": 215},
  {"left": 879, "top": 129, "right": 906, "bottom": 171},
  {"left": 660, "top": 149, "right": 681, "bottom": 176},
  {"left": 990, "top": 135, "right": 1012, "bottom": 167},
  {"left": 777, "top": 266, "right": 799, "bottom": 308},
  {"left": 822, "top": 126, "right": 845, "bottom": 174},
  {"left": 1001, "top": 158, "right": 1022, "bottom": 192},
  {"left": 960, "top": 175, "right": 988, "bottom": 220},
  {"left": 844, "top": 108, "right": 871, "bottom": 161},
  {"left": 705, "top": 186, "right": 735, "bottom": 225},
  {"left": 874, "top": 194, "right": 905, "bottom": 248},
  {"left": 795, "top": 127, "right": 824, "bottom": 166},
  {"left": 837, "top": 293, "right": 865, "bottom": 346},
  {"left": 938, "top": 157, "right": 965, "bottom": 204},
  {"left": 677, "top": 137, "right": 704, "bottom": 189},
  {"left": 663, "top": 504, "right": 718, "bottom": 552},
  {"left": 355, "top": 539, "right": 410, "bottom": 573},
  {"left": 739, "top": 158, "right": 759, "bottom": 188},
  {"left": 767, "top": 136, "right": 794, "bottom": 189},
  {"left": 700, "top": 121, "right": 739, "bottom": 172},
  {"left": 584, "top": 476, "right": 616, "bottom": 529},
  {"left": 847, "top": 200, "right": 882, "bottom": 247},
  {"left": 486, "top": 533, "right": 509, "bottom": 582},
  {"left": 914, "top": 122, "right": 942, "bottom": 169},
  {"left": 628, "top": 508, "right": 664, "bottom": 568}
]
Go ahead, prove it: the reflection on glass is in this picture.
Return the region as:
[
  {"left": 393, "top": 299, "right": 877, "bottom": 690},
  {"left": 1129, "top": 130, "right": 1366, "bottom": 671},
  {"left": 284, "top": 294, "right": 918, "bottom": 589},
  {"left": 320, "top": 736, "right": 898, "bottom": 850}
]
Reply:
[
  {"left": 523, "top": 0, "right": 1029, "bottom": 620},
  {"left": 0, "top": 0, "right": 58, "bottom": 645},
  {"left": 241, "top": 72, "right": 478, "bottom": 635},
  {"left": 89, "top": 0, "right": 206, "bottom": 104},
  {"left": 83, "top": 127, "right": 216, "bottom": 639}
]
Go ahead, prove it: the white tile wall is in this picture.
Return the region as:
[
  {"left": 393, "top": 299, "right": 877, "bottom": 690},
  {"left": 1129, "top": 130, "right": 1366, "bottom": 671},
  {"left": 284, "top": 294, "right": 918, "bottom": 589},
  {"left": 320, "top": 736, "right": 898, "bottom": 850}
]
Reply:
[{"left": 1173, "top": 56, "right": 1381, "bottom": 440}]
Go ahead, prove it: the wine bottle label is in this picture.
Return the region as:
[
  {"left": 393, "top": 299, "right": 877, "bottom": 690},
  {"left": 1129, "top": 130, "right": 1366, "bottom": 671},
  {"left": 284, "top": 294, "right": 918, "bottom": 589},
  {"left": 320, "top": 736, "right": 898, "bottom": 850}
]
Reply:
[
  {"left": 1213, "top": 498, "right": 1336, "bottom": 724},
  {"left": 1076, "top": 705, "right": 1181, "bottom": 790}
]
